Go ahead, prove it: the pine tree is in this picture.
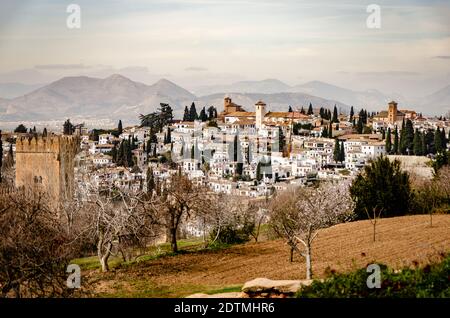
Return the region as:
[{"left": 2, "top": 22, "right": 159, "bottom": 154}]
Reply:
[
  {"left": 333, "top": 139, "right": 340, "bottom": 162},
  {"left": 307, "top": 103, "right": 313, "bottom": 115},
  {"left": 189, "top": 102, "right": 198, "bottom": 121},
  {"left": 183, "top": 106, "right": 190, "bottom": 121},
  {"left": 413, "top": 129, "right": 422, "bottom": 156},
  {"left": 385, "top": 128, "right": 392, "bottom": 154},
  {"left": 349, "top": 106, "right": 354, "bottom": 123},
  {"left": 118, "top": 120, "right": 123, "bottom": 135},
  {"left": 393, "top": 126, "right": 399, "bottom": 154}
]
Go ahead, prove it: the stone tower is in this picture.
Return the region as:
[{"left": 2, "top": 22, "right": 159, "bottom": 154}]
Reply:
[
  {"left": 255, "top": 100, "right": 266, "bottom": 129},
  {"left": 15, "top": 135, "right": 80, "bottom": 205},
  {"left": 388, "top": 101, "right": 398, "bottom": 124}
]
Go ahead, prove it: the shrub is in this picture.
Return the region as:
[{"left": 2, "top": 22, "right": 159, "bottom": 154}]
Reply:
[{"left": 297, "top": 253, "right": 450, "bottom": 298}]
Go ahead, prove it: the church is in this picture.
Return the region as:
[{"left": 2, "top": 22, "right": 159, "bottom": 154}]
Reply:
[{"left": 220, "top": 97, "right": 309, "bottom": 129}]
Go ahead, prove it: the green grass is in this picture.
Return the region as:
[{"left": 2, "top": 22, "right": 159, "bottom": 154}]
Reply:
[{"left": 72, "top": 237, "right": 205, "bottom": 271}]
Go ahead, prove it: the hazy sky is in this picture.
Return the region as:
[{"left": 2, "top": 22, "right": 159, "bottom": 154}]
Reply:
[{"left": 0, "top": 0, "right": 449, "bottom": 96}]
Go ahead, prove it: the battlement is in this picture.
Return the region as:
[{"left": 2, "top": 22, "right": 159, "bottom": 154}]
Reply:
[{"left": 15, "top": 135, "right": 80, "bottom": 154}]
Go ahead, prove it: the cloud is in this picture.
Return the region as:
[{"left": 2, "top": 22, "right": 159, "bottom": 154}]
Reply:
[
  {"left": 356, "top": 71, "right": 420, "bottom": 77},
  {"left": 434, "top": 56, "right": 450, "bottom": 59},
  {"left": 185, "top": 66, "right": 208, "bottom": 72},
  {"left": 34, "top": 64, "right": 91, "bottom": 70}
]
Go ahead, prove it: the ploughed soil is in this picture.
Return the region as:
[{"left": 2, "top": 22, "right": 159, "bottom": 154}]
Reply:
[{"left": 83, "top": 214, "right": 450, "bottom": 297}]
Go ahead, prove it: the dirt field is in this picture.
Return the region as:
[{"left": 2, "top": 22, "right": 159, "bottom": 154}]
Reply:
[{"left": 85, "top": 214, "right": 450, "bottom": 297}]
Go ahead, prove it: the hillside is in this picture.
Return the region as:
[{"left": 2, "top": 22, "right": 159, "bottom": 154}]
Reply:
[
  {"left": 0, "top": 75, "right": 196, "bottom": 123},
  {"left": 81, "top": 214, "right": 450, "bottom": 297}
]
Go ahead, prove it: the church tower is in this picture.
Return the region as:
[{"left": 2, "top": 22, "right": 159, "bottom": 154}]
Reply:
[
  {"left": 388, "top": 101, "right": 398, "bottom": 124},
  {"left": 255, "top": 100, "right": 266, "bottom": 129}
]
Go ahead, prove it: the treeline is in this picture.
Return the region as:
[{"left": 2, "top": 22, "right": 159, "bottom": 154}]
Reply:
[{"left": 183, "top": 102, "right": 218, "bottom": 122}]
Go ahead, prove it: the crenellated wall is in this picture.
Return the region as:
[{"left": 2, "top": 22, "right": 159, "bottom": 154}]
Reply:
[{"left": 15, "top": 135, "right": 80, "bottom": 205}]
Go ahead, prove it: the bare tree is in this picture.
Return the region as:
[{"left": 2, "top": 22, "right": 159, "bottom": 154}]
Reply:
[
  {"left": 78, "top": 183, "right": 161, "bottom": 272},
  {"left": 365, "top": 206, "right": 384, "bottom": 242},
  {"left": 155, "top": 173, "right": 212, "bottom": 253},
  {"left": 0, "top": 188, "right": 80, "bottom": 297},
  {"left": 269, "top": 182, "right": 354, "bottom": 280}
]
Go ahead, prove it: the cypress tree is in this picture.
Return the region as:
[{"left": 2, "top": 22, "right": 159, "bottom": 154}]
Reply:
[
  {"left": 307, "top": 103, "right": 313, "bottom": 115},
  {"left": 385, "top": 128, "right": 392, "bottom": 154},
  {"left": 340, "top": 141, "right": 345, "bottom": 162},
  {"left": 421, "top": 133, "right": 427, "bottom": 155},
  {"left": 200, "top": 107, "right": 207, "bottom": 122},
  {"left": 333, "top": 139, "right": 340, "bottom": 162},
  {"left": 328, "top": 122, "right": 333, "bottom": 138},
  {"left": 332, "top": 105, "right": 339, "bottom": 123},
  {"left": 191, "top": 144, "right": 195, "bottom": 159},
  {"left": 288, "top": 105, "right": 293, "bottom": 112},
  {"left": 111, "top": 144, "right": 117, "bottom": 162},
  {"left": 118, "top": 120, "right": 123, "bottom": 135},
  {"left": 399, "top": 119, "right": 406, "bottom": 154},
  {"left": 189, "top": 102, "right": 198, "bottom": 121},
  {"left": 300, "top": 107, "right": 305, "bottom": 115},
  {"left": 404, "top": 119, "right": 414, "bottom": 155},
  {"left": 349, "top": 106, "right": 354, "bottom": 122},
  {"left": 393, "top": 126, "right": 399, "bottom": 154},
  {"left": 441, "top": 128, "right": 446, "bottom": 150},
  {"left": 183, "top": 106, "right": 190, "bottom": 121},
  {"left": 413, "top": 129, "right": 422, "bottom": 156},
  {"left": 42, "top": 127, "right": 48, "bottom": 137},
  {"left": 322, "top": 126, "right": 328, "bottom": 138},
  {"left": 146, "top": 167, "right": 155, "bottom": 195},
  {"left": 435, "top": 128, "right": 443, "bottom": 153}
]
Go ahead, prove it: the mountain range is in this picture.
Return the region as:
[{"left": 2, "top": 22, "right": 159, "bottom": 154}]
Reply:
[{"left": 0, "top": 75, "right": 448, "bottom": 124}]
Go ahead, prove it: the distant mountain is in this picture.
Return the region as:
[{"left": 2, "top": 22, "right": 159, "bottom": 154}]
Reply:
[
  {"left": 197, "top": 92, "right": 350, "bottom": 114},
  {"left": 0, "top": 82, "right": 45, "bottom": 99},
  {"left": 289, "top": 81, "right": 401, "bottom": 111},
  {"left": 193, "top": 79, "right": 291, "bottom": 96},
  {"left": 415, "top": 85, "right": 450, "bottom": 116},
  {"left": 0, "top": 75, "right": 196, "bottom": 122}
]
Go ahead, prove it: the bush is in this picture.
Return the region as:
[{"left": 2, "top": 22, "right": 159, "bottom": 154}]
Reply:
[
  {"left": 297, "top": 253, "right": 450, "bottom": 298},
  {"left": 209, "top": 220, "right": 254, "bottom": 245}
]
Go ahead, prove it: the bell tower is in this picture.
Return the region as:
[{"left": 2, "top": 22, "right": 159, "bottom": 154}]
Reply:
[
  {"left": 388, "top": 101, "right": 398, "bottom": 124},
  {"left": 255, "top": 100, "right": 266, "bottom": 129}
]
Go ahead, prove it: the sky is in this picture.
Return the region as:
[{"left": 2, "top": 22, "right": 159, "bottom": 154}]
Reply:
[{"left": 0, "top": 0, "right": 449, "bottom": 97}]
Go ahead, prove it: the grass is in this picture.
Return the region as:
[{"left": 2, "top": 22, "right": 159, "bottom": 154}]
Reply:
[{"left": 79, "top": 215, "right": 450, "bottom": 298}]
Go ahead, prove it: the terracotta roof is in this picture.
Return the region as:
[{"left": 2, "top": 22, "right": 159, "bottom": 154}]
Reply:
[
  {"left": 265, "top": 111, "right": 309, "bottom": 119},
  {"left": 225, "top": 111, "right": 256, "bottom": 117}
]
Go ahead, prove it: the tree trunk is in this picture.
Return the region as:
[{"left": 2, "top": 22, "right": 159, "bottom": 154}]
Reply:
[
  {"left": 305, "top": 245, "right": 312, "bottom": 280},
  {"left": 290, "top": 246, "right": 294, "bottom": 262},
  {"left": 97, "top": 236, "right": 112, "bottom": 272},
  {"left": 170, "top": 227, "right": 178, "bottom": 253}
]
